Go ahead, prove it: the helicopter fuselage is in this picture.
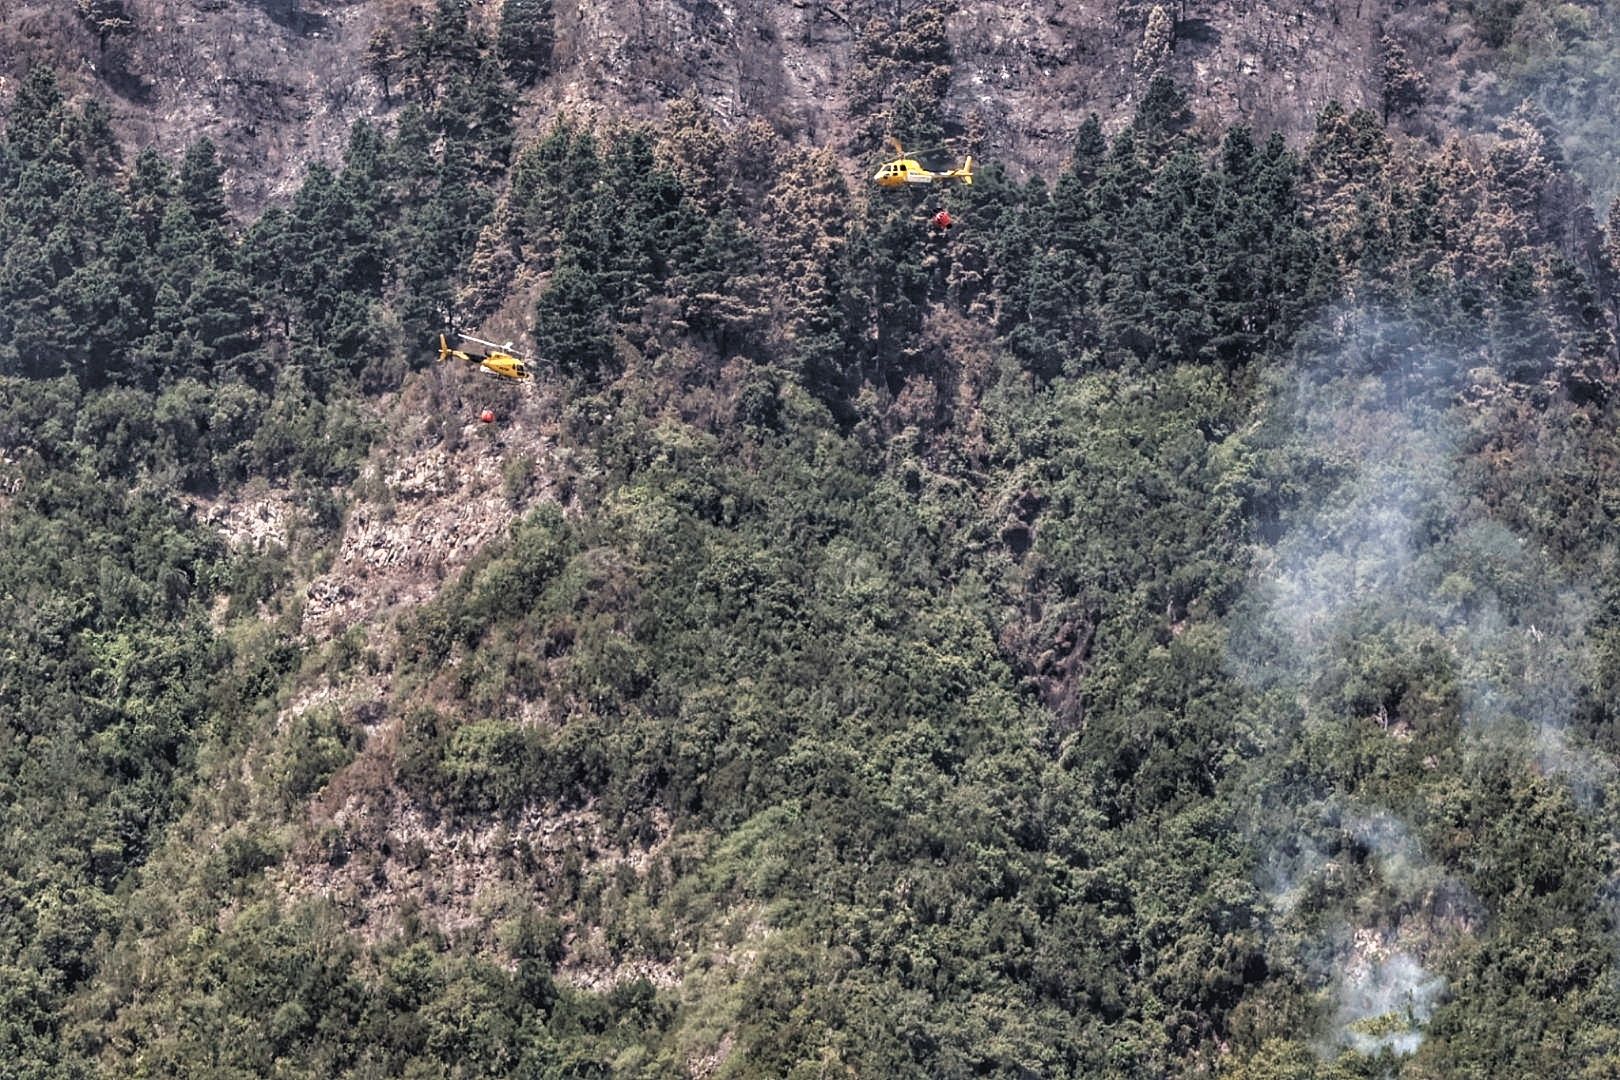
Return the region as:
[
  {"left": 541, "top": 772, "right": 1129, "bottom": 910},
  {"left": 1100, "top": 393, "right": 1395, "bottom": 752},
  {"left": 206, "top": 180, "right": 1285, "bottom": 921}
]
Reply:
[
  {"left": 873, "top": 154, "right": 973, "bottom": 189},
  {"left": 874, "top": 159, "right": 937, "bottom": 186}
]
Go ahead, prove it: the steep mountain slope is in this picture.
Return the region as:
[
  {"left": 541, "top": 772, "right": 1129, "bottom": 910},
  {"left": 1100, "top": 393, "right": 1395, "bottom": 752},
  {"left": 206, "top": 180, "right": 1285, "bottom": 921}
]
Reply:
[
  {"left": 8, "top": 0, "right": 1612, "bottom": 210},
  {"left": 4, "top": 1, "right": 1620, "bottom": 1077}
]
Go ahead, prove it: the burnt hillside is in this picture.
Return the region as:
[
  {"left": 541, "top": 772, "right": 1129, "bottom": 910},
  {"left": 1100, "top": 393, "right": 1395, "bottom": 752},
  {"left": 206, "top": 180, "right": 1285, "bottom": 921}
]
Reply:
[{"left": 0, "top": 0, "right": 1574, "bottom": 211}]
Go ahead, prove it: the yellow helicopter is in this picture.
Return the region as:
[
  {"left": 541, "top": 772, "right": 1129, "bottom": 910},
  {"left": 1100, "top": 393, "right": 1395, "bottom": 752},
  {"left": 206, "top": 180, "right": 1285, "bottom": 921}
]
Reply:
[
  {"left": 438, "top": 334, "right": 534, "bottom": 381},
  {"left": 872, "top": 137, "right": 973, "bottom": 189}
]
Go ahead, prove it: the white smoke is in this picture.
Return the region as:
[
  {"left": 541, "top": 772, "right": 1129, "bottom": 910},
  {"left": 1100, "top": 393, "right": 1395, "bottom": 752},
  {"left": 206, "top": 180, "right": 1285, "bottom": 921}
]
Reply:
[
  {"left": 1336, "top": 948, "right": 1447, "bottom": 1056},
  {"left": 1230, "top": 318, "right": 1607, "bottom": 1059},
  {"left": 1237, "top": 350, "right": 1597, "bottom": 760},
  {"left": 1259, "top": 832, "right": 1331, "bottom": 919}
]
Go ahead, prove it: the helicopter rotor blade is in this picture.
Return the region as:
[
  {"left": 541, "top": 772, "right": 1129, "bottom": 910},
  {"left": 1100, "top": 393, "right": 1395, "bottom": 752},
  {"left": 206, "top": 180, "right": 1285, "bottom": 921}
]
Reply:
[
  {"left": 461, "top": 334, "right": 528, "bottom": 355},
  {"left": 875, "top": 141, "right": 960, "bottom": 167}
]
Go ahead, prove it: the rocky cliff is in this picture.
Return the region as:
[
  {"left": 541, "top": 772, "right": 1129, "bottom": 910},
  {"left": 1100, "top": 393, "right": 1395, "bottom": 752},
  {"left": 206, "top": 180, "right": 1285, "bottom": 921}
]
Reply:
[{"left": 0, "top": 0, "right": 1498, "bottom": 212}]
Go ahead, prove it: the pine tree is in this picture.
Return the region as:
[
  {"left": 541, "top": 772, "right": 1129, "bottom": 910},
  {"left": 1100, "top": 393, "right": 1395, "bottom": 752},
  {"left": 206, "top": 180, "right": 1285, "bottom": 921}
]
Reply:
[
  {"left": 658, "top": 95, "right": 729, "bottom": 211},
  {"left": 1433, "top": 137, "right": 1506, "bottom": 281},
  {"left": 397, "top": 0, "right": 480, "bottom": 104},
  {"left": 1305, "top": 102, "right": 1392, "bottom": 264},
  {"left": 365, "top": 26, "right": 399, "bottom": 103},
  {"left": 1148, "top": 152, "right": 1218, "bottom": 361},
  {"left": 0, "top": 237, "right": 72, "bottom": 377},
  {"left": 497, "top": 0, "right": 554, "bottom": 87},
  {"left": 1307, "top": 102, "right": 1391, "bottom": 196},
  {"left": 847, "top": 0, "right": 954, "bottom": 143},
  {"left": 1132, "top": 73, "right": 1192, "bottom": 161},
  {"left": 438, "top": 61, "right": 515, "bottom": 168},
  {"left": 154, "top": 201, "right": 207, "bottom": 295},
  {"left": 1398, "top": 165, "right": 1444, "bottom": 268},
  {"left": 535, "top": 257, "right": 614, "bottom": 379},
  {"left": 720, "top": 119, "right": 784, "bottom": 215},
  {"left": 883, "top": 89, "right": 948, "bottom": 158},
  {"left": 139, "top": 198, "right": 252, "bottom": 381},
  {"left": 125, "top": 148, "right": 173, "bottom": 248},
  {"left": 1093, "top": 128, "right": 1151, "bottom": 242},
  {"left": 1487, "top": 101, "right": 1557, "bottom": 252},
  {"left": 762, "top": 146, "right": 850, "bottom": 401},
  {"left": 181, "top": 264, "right": 260, "bottom": 379},
  {"left": 337, "top": 121, "right": 392, "bottom": 295},
  {"left": 572, "top": 129, "right": 691, "bottom": 321},
  {"left": 272, "top": 160, "right": 391, "bottom": 367},
  {"left": 178, "top": 138, "right": 230, "bottom": 244},
  {"left": 396, "top": 153, "right": 494, "bottom": 345},
  {"left": 5, "top": 66, "right": 75, "bottom": 172},
  {"left": 516, "top": 122, "right": 603, "bottom": 267},
  {"left": 242, "top": 206, "right": 294, "bottom": 338},
  {"left": 68, "top": 100, "right": 120, "bottom": 178},
  {"left": 1133, "top": 6, "right": 1174, "bottom": 78},
  {"left": 673, "top": 212, "right": 770, "bottom": 355},
  {"left": 1013, "top": 148, "right": 1107, "bottom": 377},
  {"left": 1209, "top": 125, "right": 1294, "bottom": 365},
  {"left": 384, "top": 105, "right": 439, "bottom": 210},
  {"left": 1071, "top": 114, "right": 1108, "bottom": 184},
  {"left": 844, "top": 190, "right": 936, "bottom": 388},
  {"left": 0, "top": 72, "right": 86, "bottom": 377},
  {"left": 428, "top": 0, "right": 479, "bottom": 63},
  {"left": 57, "top": 182, "right": 148, "bottom": 385},
  {"left": 1051, "top": 154, "right": 1100, "bottom": 245},
  {"left": 1547, "top": 256, "right": 1614, "bottom": 401},
  {"left": 457, "top": 199, "right": 519, "bottom": 320},
  {"left": 1018, "top": 246, "right": 1093, "bottom": 378},
  {"left": 986, "top": 179, "right": 1043, "bottom": 352},
  {"left": 1492, "top": 254, "right": 1559, "bottom": 385},
  {"left": 1379, "top": 35, "right": 1427, "bottom": 125}
]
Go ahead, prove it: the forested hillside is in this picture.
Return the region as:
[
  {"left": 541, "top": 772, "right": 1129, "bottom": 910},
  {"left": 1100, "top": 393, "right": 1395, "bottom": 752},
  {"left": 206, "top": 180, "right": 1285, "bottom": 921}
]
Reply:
[{"left": 5, "top": 0, "right": 1620, "bottom": 1076}]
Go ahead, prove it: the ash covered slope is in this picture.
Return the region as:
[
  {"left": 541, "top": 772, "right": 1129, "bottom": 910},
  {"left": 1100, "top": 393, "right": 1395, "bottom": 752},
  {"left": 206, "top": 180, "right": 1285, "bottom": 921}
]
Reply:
[{"left": 0, "top": 0, "right": 1525, "bottom": 210}]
